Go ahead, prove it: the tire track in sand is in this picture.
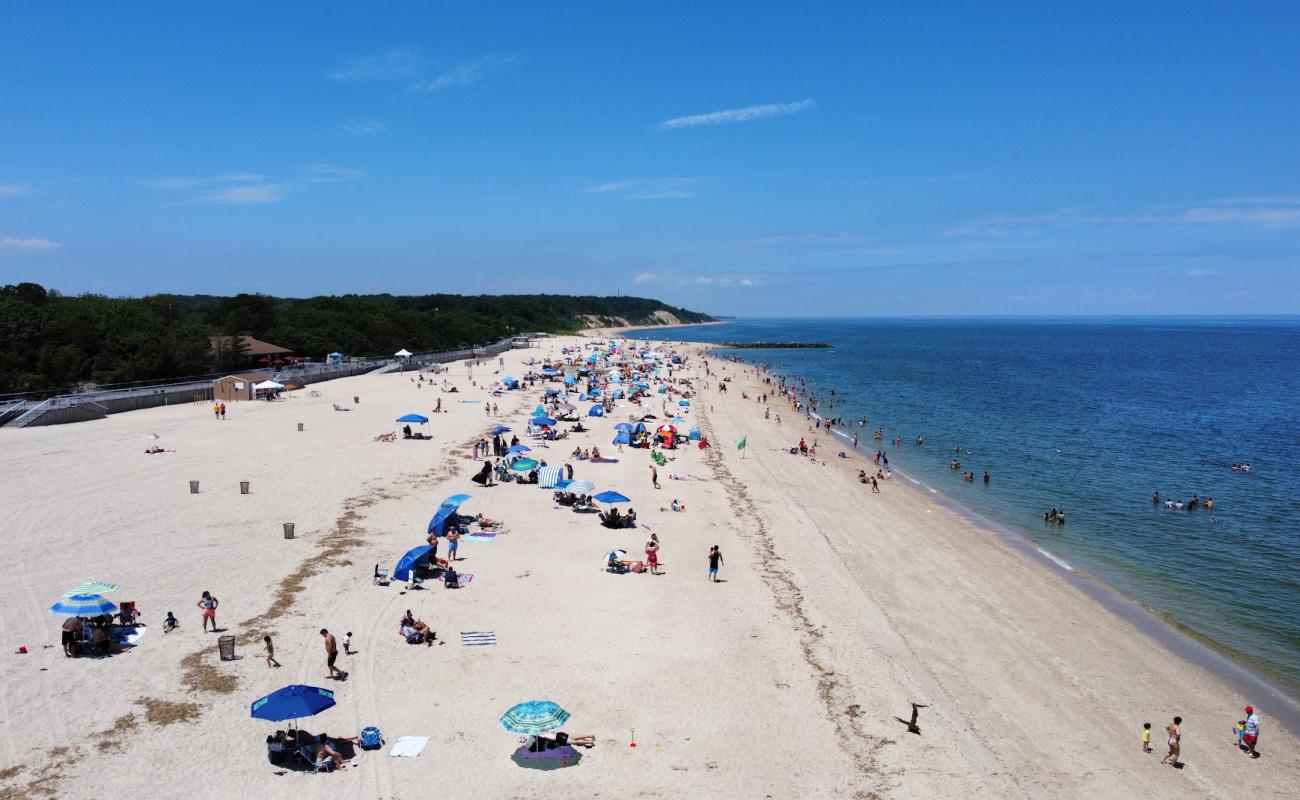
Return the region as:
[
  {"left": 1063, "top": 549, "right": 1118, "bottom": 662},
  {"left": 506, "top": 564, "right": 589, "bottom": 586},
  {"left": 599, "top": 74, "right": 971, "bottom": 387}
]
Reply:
[{"left": 695, "top": 396, "right": 893, "bottom": 800}]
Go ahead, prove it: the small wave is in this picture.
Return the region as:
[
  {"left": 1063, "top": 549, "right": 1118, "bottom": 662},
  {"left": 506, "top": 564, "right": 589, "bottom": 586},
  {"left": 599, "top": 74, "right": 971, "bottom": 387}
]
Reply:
[
  {"left": 1036, "top": 548, "right": 1074, "bottom": 571},
  {"left": 927, "top": 486, "right": 938, "bottom": 494},
  {"left": 906, "top": 476, "right": 922, "bottom": 486}
]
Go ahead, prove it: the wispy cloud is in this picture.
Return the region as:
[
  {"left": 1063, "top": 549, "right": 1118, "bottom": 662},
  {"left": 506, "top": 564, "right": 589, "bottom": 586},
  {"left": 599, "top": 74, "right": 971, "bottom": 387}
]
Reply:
[
  {"left": 1, "top": 236, "right": 61, "bottom": 251},
  {"left": 303, "top": 163, "right": 364, "bottom": 183},
  {"left": 413, "top": 54, "right": 521, "bottom": 92},
  {"left": 585, "top": 177, "right": 697, "bottom": 200},
  {"left": 748, "top": 231, "right": 852, "bottom": 246},
  {"left": 632, "top": 271, "right": 757, "bottom": 287},
  {"left": 139, "top": 173, "right": 265, "bottom": 191},
  {"left": 339, "top": 119, "right": 386, "bottom": 137},
  {"left": 0, "top": 183, "right": 34, "bottom": 198},
  {"left": 328, "top": 49, "right": 425, "bottom": 82},
  {"left": 201, "top": 184, "right": 285, "bottom": 205},
  {"left": 1173, "top": 197, "right": 1300, "bottom": 228},
  {"left": 660, "top": 98, "right": 815, "bottom": 129},
  {"left": 1185, "top": 267, "right": 1219, "bottom": 277},
  {"left": 329, "top": 49, "right": 519, "bottom": 92},
  {"left": 633, "top": 272, "right": 660, "bottom": 285}
]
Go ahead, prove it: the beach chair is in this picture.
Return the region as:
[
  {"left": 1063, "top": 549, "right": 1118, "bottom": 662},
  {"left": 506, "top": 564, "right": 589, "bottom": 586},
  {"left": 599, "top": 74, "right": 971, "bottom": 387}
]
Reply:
[
  {"left": 296, "top": 745, "right": 332, "bottom": 772},
  {"left": 372, "top": 564, "right": 389, "bottom": 586},
  {"left": 360, "top": 727, "right": 383, "bottom": 750},
  {"left": 117, "top": 601, "right": 139, "bottom": 627}
]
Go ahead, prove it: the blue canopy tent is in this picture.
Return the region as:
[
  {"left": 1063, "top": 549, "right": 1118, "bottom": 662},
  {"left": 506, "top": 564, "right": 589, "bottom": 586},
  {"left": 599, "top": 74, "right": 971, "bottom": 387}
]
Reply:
[
  {"left": 394, "top": 545, "right": 434, "bottom": 581},
  {"left": 588, "top": 405, "right": 605, "bottom": 417},
  {"left": 396, "top": 413, "right": 429, "bottom": 424}
]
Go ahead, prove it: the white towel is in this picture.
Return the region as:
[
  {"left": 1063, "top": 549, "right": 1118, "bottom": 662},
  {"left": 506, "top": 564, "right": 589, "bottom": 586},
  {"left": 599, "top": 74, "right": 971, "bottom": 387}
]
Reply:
[{"left": 389, "top": 735, "right": 430, "bottom": 758}]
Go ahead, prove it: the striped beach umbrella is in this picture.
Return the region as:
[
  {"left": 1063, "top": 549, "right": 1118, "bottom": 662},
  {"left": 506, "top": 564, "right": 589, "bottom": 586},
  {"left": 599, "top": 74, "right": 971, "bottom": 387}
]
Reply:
[
  {"left": 50, "top": 593, "right": 117, "bottom": 616},
  {"left": 567, "top": 480, "right": 596, "bottom": 495},
  {"left": 64, "top": 581, "right": 119, "bottom": 597},
  {"left": 500, "top": 700, "right": 571, "bottom": 735}
]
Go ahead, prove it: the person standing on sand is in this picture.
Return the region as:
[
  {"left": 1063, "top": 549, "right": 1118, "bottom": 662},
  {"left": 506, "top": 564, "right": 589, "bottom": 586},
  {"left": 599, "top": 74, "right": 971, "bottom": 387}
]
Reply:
[
  {"left": 1243, "top": 706, "right": 1260, "bottom": 758},
  {"left": 321, "top": 629, "right": 348, "bottom": 681},
  {"left": 220, "top": 402, "right": 226, "bottom": 419},
  {"left": 1161, "top": 716, "right": 1182, "bottom": 766},
  {"left": 650, "top": 465, "right": 660, "bottom": 489},
  {"left": 646, "top": 533, "right": 660, "bottom": 574},
  {"left": 707, "top": 546, "right": 723, "bottom": 582},
  {"left": 264, "top": 635, "right": 280, "bottom": 668},
  {"left": 197, "top": 591, "right": 219, "bottom": 632},
  {"left": 213, "top": 402, "right": 220, "bottom": 420}
]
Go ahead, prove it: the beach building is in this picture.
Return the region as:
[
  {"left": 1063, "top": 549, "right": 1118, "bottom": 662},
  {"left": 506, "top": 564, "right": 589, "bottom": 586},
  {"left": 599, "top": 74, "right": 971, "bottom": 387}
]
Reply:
[
  {"left": 208, "top": 335, "right": 293, "bottom": 367},
  {"left": 211, "top": 371, "right": 266, "bottom": 402}
]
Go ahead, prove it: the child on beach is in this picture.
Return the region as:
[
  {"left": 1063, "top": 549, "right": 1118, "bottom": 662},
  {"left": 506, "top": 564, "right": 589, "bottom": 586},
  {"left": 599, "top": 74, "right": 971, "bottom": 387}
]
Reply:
[
  {"left": 343, "top": 631, "right": 353, "bottom": 655},
  {"left": 163, "top": 611, "right": 178, "bottom": 633},
  {"left": 264, "top": 635, "right": 281, "bottom": 668},
  {"left": 1143, "top": 722, "right": 1152, "bottom": 752}
]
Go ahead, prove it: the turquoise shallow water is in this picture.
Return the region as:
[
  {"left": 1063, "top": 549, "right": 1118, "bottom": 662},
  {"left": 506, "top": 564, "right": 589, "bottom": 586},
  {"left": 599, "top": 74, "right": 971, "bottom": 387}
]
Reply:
[{"left": 631, "top": 318, "right": 1300, "bottom": 696}]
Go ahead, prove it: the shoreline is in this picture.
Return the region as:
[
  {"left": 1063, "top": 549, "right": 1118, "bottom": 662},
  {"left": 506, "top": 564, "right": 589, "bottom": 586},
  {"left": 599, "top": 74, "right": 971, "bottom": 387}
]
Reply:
[{"left": 650, "top": 332, "right": 1300, "bottom": 736}]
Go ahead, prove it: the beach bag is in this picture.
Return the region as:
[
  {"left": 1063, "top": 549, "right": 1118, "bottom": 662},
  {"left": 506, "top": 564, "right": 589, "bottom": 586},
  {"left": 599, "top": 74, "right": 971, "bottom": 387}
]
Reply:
[{"left": 360, "top": 726, "right": 383, "bottom": 750}]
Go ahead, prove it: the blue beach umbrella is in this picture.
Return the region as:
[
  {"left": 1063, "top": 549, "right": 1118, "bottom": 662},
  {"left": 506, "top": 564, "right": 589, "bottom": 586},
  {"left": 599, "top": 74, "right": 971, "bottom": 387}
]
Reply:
[
  {"left": 500, "top": 700, "right": 571, "bottom": 735},
  {"left": 251, "top": 685, "right": 336, "bottom": 723},
  {"left": 394, "top": 545, "right": 434, "bottom": 581},
  {"left": 428, "top": 506, "right": 459, "bottom": 535},
  {"left": 50, "top": 593, "right": 117, "bottom": 616},
  {"left": 508, "top": 444, "right": 531, "bottom": 454},
  {"left": 567, "top": 480, "right": 596, "bottom": 495},
  {"left": 532, "top": 417, "right": 557, "bottom": 427},
  {"left": 613, "top": 423, "right": 633, "bottom": 432},
  {"left": 593, "top": 491, "right": 630, "bottom": 504},
  {"left": 588, "top": 405, "right": 605, "bottom": 417},
  {"left": 510, "top": 458, "right": 539, "bottom": 472},
  {"left": 490, "top": 425, "right": 512, "bottom": 435},
  {"left": 441, "top": 493, "right": 472, "bottom": 509},
  {"left": 678, "top": 400, "right": 690, "bottom": 406},
  {"left": 612, "top": 431, "right": 630, "bottom": 446},
  {"left": 396, "top": 413, "right": 429, "bottom": 424}
]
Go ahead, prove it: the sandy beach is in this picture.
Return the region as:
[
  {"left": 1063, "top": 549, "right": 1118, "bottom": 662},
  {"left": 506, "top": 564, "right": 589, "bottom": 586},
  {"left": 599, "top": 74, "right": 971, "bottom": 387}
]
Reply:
[{"left": 1, "top": 335, "right": 1296, "bottom": 799}]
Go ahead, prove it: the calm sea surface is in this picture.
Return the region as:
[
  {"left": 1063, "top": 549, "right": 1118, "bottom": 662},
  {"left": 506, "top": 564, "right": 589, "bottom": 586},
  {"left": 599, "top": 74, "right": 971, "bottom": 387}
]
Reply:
[{"left": 631, "top": 318, "right": 1300, "bottom": 694}]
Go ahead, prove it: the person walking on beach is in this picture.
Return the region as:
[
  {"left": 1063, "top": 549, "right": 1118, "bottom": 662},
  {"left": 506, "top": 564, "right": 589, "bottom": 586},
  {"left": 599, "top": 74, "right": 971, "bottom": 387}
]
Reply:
[
  {"left": 213, "top": 402, "right": 220, "bottom": 420},
  {"left": 446, "top": 529, "right": 461, "bottom": 561},
  {"left": 707, "top": 545, "right": 723, "bottom": 582},
  {"left": 197, "top": 591, "right": 219, "bottom": 632},
  {"left": 871, "top": 476, "right": 880, "bottom": 493},
  {"left": 321, "top": 629, "right": 348, "bottom": 681},
  {"left": 264, "top": 635, "right": 280, "bottom": 668},
  {"left": 1142, "top": 722, "right": 1152, "bottom": 753},
  {"left": 646, "top": 533, "right": 660, "bottom": 575},
  {"left": 1161, "top": 716, "right": 1182, "bottom": 767},
  {"left": 1243, "top": 706, "right": 1260, "bottom": 758},
  {"left": 650, "top": 465, "right": 660, "bottom": 489},
  {"left": 219, "top": 402, "right": 226, "bottom": 419}
]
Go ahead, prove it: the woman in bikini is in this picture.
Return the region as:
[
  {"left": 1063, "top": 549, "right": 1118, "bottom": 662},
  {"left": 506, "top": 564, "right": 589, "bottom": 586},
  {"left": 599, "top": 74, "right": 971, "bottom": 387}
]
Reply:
[
  {"left": 645, "top": 533, "right": 660, "bottom": 575},
  {"left": 197, "top": 591, "right": 219, "bottom": 633},
  {"left": 1160, "top": 716, "right": 1182, "bottom": 767}
]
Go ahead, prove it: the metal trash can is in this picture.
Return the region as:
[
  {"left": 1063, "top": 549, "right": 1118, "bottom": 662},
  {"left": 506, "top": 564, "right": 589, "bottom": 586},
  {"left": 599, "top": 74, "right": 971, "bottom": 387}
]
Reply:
[
  {"left": 297, "top": 422, "right": 304, "bottom": 431},
  {"left": 218, "top": 634, "right": 236, "bottom": 661},
  {"left": 240, "top": 481, "right": 250, "bottom": 494},
  {"left": 189, "top": 480, "right": 200, "bottom": 494},
  {"left": 353, "top": 396, "right": 360, "bottom": 404},
  {"left": 283, "top": 522, "right": 295, "bottom": 539}
]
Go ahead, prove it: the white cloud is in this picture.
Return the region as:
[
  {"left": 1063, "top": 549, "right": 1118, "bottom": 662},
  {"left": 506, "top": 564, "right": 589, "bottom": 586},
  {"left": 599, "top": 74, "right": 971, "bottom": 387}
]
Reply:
[
  {"left": 339, "top": 119, "right": 386, "bottom": 137},
  {"left": 632, "top": 272, "right": 660, "bottom": 285},
  {"left": 303, "top": 163, "right": 364, "bottom": 183},
  {"left": 1, "top": 236, "right": 61, "bottom": 251},
  {"left": 1174, "top": 197, "right": 1300, "bottom": 228},
  {"left": 139, "top": 173, "right": 265, "bottom": 190},
  {"left": 413, "top": 54, "right": 520, "bottom": 91},
  {"left": 0, "top": 184, "right": 33, "bottom": 198},
  {"left": 660, "top": 98, "right": 815, "bottom": 129},
  {"left": 584, "top": 177, "right": 696, "bottom": 200},
  {"left": 201, "top": 184, "right": 285, "bottom": 205},
  {"left": 748, "top": 231, "right": 851, "bottom": 246},
  {"left": 328, "top": 49, "right": 425, "bottom": 82}
]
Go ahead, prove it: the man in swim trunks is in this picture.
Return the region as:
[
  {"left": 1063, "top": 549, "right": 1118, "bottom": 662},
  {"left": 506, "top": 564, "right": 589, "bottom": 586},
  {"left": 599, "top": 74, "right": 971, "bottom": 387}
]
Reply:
[
  {"left": 708, "top": 546, "right": 723, "bottom": 582},
  {"left": 1243, "top": 706, "right": 1260, "bottom": 758},
  {"left": 321, "top": 628, "right": 348, "bottom": 680}
]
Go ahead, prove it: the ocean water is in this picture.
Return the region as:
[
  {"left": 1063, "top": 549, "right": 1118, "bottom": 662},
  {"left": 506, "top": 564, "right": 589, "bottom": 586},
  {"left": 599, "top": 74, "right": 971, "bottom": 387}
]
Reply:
[{"left": 631, "top": 318, "right": 1300, "bottom": 695}]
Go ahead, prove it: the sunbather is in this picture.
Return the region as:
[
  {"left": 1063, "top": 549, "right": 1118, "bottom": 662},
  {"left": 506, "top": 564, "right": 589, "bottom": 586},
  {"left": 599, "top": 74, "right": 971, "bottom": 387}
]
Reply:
[{"left": 315, "top": 733, "right": 347, "bottom": 770}]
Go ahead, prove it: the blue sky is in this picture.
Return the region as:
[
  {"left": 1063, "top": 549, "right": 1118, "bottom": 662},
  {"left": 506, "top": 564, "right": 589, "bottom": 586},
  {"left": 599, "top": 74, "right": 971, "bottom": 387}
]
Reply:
[{"left": 2, "top": 2, "right": 1298, "bottom": 315}]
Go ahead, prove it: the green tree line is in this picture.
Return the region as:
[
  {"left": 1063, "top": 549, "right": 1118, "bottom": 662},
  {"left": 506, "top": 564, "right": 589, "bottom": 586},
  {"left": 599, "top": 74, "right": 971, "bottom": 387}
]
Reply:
[{"left": 0, "top": 283, "right": 710, "bottom": 393}]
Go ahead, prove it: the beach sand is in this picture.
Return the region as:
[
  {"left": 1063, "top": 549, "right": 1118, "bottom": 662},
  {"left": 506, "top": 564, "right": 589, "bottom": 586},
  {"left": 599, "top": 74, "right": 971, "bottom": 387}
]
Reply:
[{"left": 0, "top": 336, "right": 1295, "bottom": 799}]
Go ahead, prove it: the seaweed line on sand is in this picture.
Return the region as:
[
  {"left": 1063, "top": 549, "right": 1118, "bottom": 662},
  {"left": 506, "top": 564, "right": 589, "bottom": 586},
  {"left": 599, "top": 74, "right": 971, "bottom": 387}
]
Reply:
[{"left": 696, "top": 401, "right": 893, "bottom": 800}]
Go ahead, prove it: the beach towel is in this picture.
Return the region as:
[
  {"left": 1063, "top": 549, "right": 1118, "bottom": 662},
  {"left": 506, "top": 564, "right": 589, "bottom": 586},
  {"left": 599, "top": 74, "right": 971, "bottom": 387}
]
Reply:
[
  {"left": 447, "top": 573, "right": 474, "bottom": 585},
  {"left": 460, "top": 631, "right": 496, "bottom": 646},
  {"left": 591, "top": 457, "right": 620, "bottom": 463},
  {"left": 463, "top": 534, "right": 496, "bottom": 543},
  {"left": 389, "top": 736, "right": 430, "bottom": 758}
]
